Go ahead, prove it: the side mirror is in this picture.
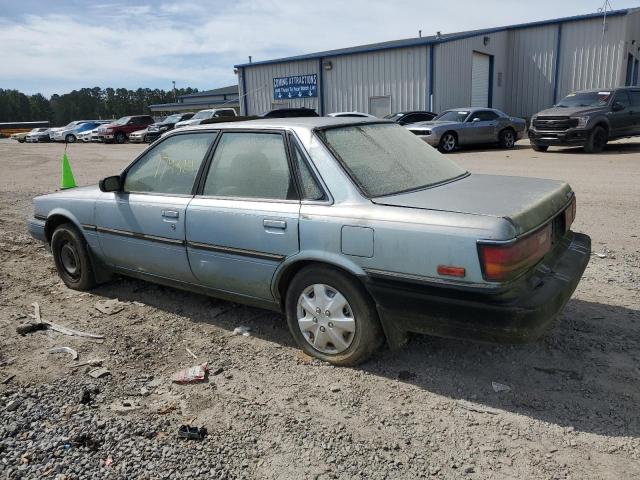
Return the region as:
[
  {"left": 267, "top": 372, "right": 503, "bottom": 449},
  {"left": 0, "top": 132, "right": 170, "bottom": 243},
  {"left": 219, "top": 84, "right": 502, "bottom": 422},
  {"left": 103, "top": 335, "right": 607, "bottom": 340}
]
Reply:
[
  {"left": 471, "top": 117, "right": 481, "bottom": 122},
  {"left": 612, "top": 102, "right": 625, "bottom": 112},
  {"left": 99, "top": 175, "right": 122, "bottom": 192}
]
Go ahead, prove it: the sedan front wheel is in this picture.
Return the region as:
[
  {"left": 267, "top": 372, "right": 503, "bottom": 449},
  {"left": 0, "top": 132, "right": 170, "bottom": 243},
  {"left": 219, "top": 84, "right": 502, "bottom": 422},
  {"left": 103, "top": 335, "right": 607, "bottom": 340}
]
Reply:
[
  {"left": 285, "top": 265, "right": 383, "bottom": 366},
  {"left": 438, "top": 132, "right": 458, "bottom": 153}
]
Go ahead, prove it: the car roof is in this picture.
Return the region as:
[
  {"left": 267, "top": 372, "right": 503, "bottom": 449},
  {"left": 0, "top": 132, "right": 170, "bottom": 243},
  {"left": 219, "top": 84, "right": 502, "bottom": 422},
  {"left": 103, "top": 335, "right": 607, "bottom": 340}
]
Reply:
[{"left": 175, "top": 116, "right": 387, "bottom": 132}]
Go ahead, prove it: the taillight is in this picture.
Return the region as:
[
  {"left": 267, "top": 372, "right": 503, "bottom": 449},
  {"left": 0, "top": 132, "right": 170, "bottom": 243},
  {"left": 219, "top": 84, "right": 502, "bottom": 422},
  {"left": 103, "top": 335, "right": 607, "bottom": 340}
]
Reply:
[
  {"left": 478, "top": 224, "right": 552, "bottom": 282},
  {"left": 564, "top": 196, "right": 576, "bottom": 231}
]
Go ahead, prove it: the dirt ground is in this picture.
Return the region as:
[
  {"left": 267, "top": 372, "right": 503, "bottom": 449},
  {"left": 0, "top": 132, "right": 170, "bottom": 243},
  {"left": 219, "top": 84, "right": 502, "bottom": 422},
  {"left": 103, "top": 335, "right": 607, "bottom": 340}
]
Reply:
[{"left": 0, "top": 137, "right": 639, "bottom": 479}]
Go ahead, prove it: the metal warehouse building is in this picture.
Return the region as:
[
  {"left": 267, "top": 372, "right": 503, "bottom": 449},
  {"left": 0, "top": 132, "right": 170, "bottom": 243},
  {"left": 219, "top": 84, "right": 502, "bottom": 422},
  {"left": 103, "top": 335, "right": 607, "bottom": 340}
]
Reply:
[{"left": 235, "top": 8, "right": 640, "bottom": 118}]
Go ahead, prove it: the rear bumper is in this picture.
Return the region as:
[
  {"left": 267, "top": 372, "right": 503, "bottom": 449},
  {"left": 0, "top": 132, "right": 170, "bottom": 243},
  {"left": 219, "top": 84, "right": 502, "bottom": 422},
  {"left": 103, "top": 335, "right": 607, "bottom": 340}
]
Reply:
[
  {"left": 528, "top": 128, "right": 590, "bottom": 146},
  {"left": 364, "top": 232, "right": 591, "bottom": 344},
  {"left": 27, "top": 217, "right": 47, "bottom": 243}
]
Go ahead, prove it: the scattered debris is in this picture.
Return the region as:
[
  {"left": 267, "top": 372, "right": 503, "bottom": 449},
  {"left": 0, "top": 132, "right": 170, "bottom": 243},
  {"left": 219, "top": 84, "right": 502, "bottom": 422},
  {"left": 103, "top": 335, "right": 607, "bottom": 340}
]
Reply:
[
  {"left": 210, "top": 366, "right": 224, "bottom": 376},
  {"left": 104, "top": 456, "right": 113, "bottom": 468},
  {"left": 177, "top": 425, "right": 208, "bottom": 441},
  {"left": 2, "top": 374, "right": 16, "bottom": 385},
  {"left": 157, "top": 402, "right": 178, "bottom": 415},
  {"left": 492, "top": 381, "right": 512, "bottom": 393},
  {"left": 5, "top": 399, "right": 21, "bottom": 412},
  {"left": 329, "top": 384, "right": 341, "bottom": 393},
  {"left": 185, "top": 347, "right": 198, "bottom": 360},
  {"left": 70, "top": 359, "right": 104, "bottom": 370},
  {"left": 172, "top": 363, "right": 208, "bottom": 384},
  {"left": 95, "top": 299, "right": 125, "bottom": 315},
  {"left": 0, "top": 357, "right": 17, "bottom": 367},
  {"left": 18, "top": 303, "right": 105, "bottom": 342},
  {"left": 48, "top": 346, "right": 79, "bottom": 361},
  {"left": 457, "top": 400, "right": 500, "bottom": 415},
  {"left": 232, "top": 326, "right": 250, "bottom": 336},
  {"left": 110, "top": 399, "right": 142, "bottom": 414},
  {"left": 594, "top": 252, "right": 607, "bottom": 259},
  {"left": 16, "top": 322, "right": 47, "bottom": 335},
  {"left": 88, "top": 367, "right": 110, "bottom": 379}
]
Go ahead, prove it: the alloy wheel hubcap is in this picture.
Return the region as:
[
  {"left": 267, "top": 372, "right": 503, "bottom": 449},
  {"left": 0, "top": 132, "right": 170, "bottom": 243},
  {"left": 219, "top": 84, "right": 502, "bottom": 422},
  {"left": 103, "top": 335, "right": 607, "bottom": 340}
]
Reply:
[
  {"left": 443, "top": 135, "right": 455, "bottom": 151},
  {"left": 505, "top": 132, "right": 514, "bottom": 147},
  {"left": 297, "top": 284, "right": 356, "bottom": 354},
  {"left": 60, "top": 242, "right": 80, "bottom": 278}
]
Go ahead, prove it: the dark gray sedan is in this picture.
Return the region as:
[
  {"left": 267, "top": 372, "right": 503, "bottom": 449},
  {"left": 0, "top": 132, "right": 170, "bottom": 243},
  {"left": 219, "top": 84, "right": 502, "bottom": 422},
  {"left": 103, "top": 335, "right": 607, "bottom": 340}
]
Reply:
[{"left": 406, "top": 107, "right": 526, "bottom": 153}]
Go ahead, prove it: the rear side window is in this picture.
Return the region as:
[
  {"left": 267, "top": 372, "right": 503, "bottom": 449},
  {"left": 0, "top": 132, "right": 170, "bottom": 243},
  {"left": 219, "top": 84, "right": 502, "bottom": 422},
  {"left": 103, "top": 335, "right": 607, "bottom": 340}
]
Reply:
[
  {"left": 124, "top": 132, "right": 216, "bottom": 195},
  {"left": 471, "top": 111, "right": 499, "bottom": 121},
  {"left": 615, "top": 91, "right": 632, "bottom": 108},
  {"left": 289, "top": 137, "right": 325, "bottom": 201},
  {"left": 203, "top": 132, "right": 297, "bottom": 200},
  {"left": 629, "top": 91, "right": 640, "bottom": 107},
  {"left": 215, "top": 110, "right": 236, "bottom": 117}
]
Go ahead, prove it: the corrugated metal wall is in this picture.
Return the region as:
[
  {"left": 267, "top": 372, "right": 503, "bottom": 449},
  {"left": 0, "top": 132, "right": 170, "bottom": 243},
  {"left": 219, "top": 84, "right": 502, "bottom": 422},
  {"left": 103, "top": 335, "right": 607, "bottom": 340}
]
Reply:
[
  {"left": 433, "top": 31, "right": 508, "bottom": 113},
  {"left": 504, "top": 25, "right": 558, "bottom": 117},
  {"left": 321, "top": 46, "right": 429, "bottom": 115},
  {"left": 622, "top": 9, "right": 640, "bottom": 85},
  {"left": 240, "top": 59, "right": 320, "bottom": 115},
  {"left": 556, "top": 15, "right": 627, "bottom": 97}
]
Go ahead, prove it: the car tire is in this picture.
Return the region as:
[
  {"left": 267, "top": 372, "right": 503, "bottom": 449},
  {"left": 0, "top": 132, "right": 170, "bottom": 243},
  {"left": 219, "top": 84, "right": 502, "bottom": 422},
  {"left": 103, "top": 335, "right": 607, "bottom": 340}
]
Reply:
[
  {"left": 584, "top": 126, "right": 607, "bottom": 153},
  {"left": 65, "top": 134, "right": 76, "bottom": 143},
  {"left": 531, "top": 144, "right": 549, "bottom": 152},
  {"left": 498, "top": 129, "right": 516, "bottom": 149},
  {"left": 438, "top": 132, "right": 458, "bottom": 153},
  {"left": 285, "top": 265, "right": 383, "bottom": 366},
  {"left": 51, "top": 223, "right": 97, "bottom": 291},
  {"left": 115, "top": 132, "right": 127, "bottom": 144}
]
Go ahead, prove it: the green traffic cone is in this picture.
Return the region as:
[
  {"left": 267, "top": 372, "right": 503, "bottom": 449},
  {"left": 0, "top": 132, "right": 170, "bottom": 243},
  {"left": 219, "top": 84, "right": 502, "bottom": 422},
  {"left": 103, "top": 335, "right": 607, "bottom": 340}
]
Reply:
[{"left": 60, "top": 152, "right": 76, "bottom": 189}]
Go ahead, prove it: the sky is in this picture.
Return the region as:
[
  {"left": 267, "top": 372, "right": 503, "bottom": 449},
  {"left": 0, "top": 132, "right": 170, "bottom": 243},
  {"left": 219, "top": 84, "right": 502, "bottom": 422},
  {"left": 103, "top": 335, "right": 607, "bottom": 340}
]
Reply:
[{"left": 1, "top": 0, "right": 639, "bottom": 97}]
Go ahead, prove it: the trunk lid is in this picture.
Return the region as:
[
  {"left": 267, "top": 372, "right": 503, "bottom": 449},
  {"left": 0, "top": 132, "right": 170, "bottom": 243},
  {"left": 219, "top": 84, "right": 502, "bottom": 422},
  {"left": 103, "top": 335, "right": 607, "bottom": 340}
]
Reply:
[{"left": 373, "top": 173, "right": 572, "bottom": 237}]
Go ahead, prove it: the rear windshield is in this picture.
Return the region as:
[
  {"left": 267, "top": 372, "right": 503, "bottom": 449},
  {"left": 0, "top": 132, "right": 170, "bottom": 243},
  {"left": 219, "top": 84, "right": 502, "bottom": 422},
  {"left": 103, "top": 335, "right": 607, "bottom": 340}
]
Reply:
[
  {"left": 320, "top": 123, "right": 467, "bottom": 197},
  {"left": 557, "top": 91, "right": 611, "bottom": 107}
]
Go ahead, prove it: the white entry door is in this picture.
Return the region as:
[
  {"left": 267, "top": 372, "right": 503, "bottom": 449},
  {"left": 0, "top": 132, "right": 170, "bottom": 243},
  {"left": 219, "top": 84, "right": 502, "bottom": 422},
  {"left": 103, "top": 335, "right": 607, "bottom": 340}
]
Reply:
[{"left": 471, "top": 52, "right": 490, "bottom": 107}]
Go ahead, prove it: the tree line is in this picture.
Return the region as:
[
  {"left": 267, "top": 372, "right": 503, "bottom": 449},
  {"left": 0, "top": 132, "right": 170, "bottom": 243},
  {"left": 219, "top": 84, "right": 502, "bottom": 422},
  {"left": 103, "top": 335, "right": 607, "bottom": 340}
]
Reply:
[{"left": 0, "top": 87, "right": 199, "bottom": 126}]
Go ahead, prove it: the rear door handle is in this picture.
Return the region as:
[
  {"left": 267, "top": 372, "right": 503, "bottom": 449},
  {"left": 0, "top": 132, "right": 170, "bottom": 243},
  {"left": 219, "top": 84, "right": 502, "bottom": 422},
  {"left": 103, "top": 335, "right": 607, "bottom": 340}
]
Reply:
[
  {"left": 162, "top": 210, "right": 179, "bottom": 219},
  {"left": 263, "top": 219, "right": 286, "bottom": 229}
]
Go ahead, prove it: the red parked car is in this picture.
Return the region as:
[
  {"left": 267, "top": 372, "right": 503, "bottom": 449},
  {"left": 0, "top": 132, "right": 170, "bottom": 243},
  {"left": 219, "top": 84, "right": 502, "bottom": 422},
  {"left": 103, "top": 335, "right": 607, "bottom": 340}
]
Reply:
[{"left": 96, "top": 115, "right": 155, "bottom": 144}]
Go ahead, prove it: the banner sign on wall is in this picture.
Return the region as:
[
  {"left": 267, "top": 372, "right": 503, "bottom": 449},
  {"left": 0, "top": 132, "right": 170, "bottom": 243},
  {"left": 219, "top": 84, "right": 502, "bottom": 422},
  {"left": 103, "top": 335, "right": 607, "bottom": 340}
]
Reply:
[{"left": 273, "top": 74, "right": 318, "bottom": 99}]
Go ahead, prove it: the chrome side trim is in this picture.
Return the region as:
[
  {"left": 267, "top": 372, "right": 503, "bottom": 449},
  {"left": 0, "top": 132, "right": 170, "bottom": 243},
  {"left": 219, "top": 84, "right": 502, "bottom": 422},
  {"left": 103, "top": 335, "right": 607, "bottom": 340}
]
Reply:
[
  {"left": 96, "top": 226, "right": 184, "bottom": 246},
  {"left": 82, "top": 224, "right": 97, "bottom": 231},
  {"left": 187, "top": 241, "right": 284, "bottom": 262},
  {"left": 34, "top": 214, "right": 47, "bottom": 221},
  {"left": 363, "top": 268, "right": 496, "bottom": 291}
]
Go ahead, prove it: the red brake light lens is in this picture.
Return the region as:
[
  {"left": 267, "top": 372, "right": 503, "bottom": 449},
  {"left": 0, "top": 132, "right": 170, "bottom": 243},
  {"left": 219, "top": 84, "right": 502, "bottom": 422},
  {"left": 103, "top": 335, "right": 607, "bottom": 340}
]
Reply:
[
  {"left": 478, "top": 224, "right": 552, "bottom": 282},
  {"left": 437, "top": 265, "right": 466, "bottom": 278}
]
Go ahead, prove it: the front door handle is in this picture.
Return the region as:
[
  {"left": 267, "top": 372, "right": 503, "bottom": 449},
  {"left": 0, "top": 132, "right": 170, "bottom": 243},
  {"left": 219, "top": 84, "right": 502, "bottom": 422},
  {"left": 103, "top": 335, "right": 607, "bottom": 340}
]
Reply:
[
  {"left": 263, "top": 219, "right": 286, "bottom": 229},
  {"left": 162, "top": 210, "right": 179, "bottom": 219}
]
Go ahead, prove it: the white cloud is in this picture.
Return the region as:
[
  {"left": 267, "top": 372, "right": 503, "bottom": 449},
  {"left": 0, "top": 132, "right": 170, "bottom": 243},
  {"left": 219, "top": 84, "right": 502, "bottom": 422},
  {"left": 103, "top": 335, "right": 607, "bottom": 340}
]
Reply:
[{"left": 0, "top": 0, "right": 636, "bottom": 96}]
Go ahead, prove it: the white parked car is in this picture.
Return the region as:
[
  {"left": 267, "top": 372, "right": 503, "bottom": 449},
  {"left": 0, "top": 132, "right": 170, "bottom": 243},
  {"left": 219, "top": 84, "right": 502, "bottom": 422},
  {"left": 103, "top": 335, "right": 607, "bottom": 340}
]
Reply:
[
  {"left": 174, "top": 108, "right": 237, "bottom": 128},
  {"left": 79, "top": 127, "right": 101, "bottom": 143},
  {"left": 51, "top": 121, "right": 108, "bottom": 143},
  {"left": 328, "top": 112, "right": 377, "bottom": 118}
]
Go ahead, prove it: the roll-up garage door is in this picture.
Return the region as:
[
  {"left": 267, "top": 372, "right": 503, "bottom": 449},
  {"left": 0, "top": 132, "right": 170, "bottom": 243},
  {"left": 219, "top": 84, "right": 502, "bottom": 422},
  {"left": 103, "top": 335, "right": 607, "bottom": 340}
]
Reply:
[{"left": 471, "top": 52, "right": 490, "bottom": 107}]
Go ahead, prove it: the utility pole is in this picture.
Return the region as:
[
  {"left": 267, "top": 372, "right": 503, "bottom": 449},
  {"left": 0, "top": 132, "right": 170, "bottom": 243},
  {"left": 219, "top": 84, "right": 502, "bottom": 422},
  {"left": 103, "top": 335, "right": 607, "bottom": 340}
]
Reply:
[{"left": 172, "top": 81, "right": 177, "bottom": 102}]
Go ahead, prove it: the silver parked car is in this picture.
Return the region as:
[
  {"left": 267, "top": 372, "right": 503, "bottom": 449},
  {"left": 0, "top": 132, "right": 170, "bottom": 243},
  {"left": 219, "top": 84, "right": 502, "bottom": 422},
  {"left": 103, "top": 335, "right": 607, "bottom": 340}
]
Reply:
[
  {"left": 406, "top": 108, "right": 526, "bottom": 153},
  {"left": 28, "top": 118, "right": 590, "bottom": 365}
]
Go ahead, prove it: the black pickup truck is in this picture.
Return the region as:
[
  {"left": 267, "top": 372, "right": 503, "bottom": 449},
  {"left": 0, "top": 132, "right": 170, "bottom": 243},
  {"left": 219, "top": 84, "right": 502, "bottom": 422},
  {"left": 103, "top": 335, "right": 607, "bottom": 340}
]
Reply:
[{"left": 528, "top": 87, "right": 640, "bottom": 153}]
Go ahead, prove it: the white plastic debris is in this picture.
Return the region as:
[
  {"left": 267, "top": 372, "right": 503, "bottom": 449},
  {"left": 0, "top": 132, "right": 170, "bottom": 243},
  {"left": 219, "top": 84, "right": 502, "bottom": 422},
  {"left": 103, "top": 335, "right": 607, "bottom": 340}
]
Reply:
[
  {"left": 233, "top": 326, "right": 251, "bottom": 337},
  {"left": 492, "top": 381, "right": 512, "bottom": 393}
]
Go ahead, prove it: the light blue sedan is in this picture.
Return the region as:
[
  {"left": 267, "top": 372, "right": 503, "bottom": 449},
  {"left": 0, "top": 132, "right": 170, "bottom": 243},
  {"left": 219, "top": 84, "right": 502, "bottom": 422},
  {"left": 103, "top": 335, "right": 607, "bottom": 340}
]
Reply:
[{"left": 28, "top": 118, "right": 590, "bottom": 365}]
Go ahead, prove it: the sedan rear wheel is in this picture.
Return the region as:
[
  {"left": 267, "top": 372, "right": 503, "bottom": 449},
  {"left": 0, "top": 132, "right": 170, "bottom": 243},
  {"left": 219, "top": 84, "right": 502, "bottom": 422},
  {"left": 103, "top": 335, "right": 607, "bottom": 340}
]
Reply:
[
  {"left": 285, "top": 265, "right": 383, "bottom": 366},
  {"left": 115, "top": 132, "right": 127, "bottom": 144},
  {"left": 438, "top": 132, "right": 457, "bottom": 153},
  {"left": 65, "top": 134, "right": 76, "bottom": 143}
]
